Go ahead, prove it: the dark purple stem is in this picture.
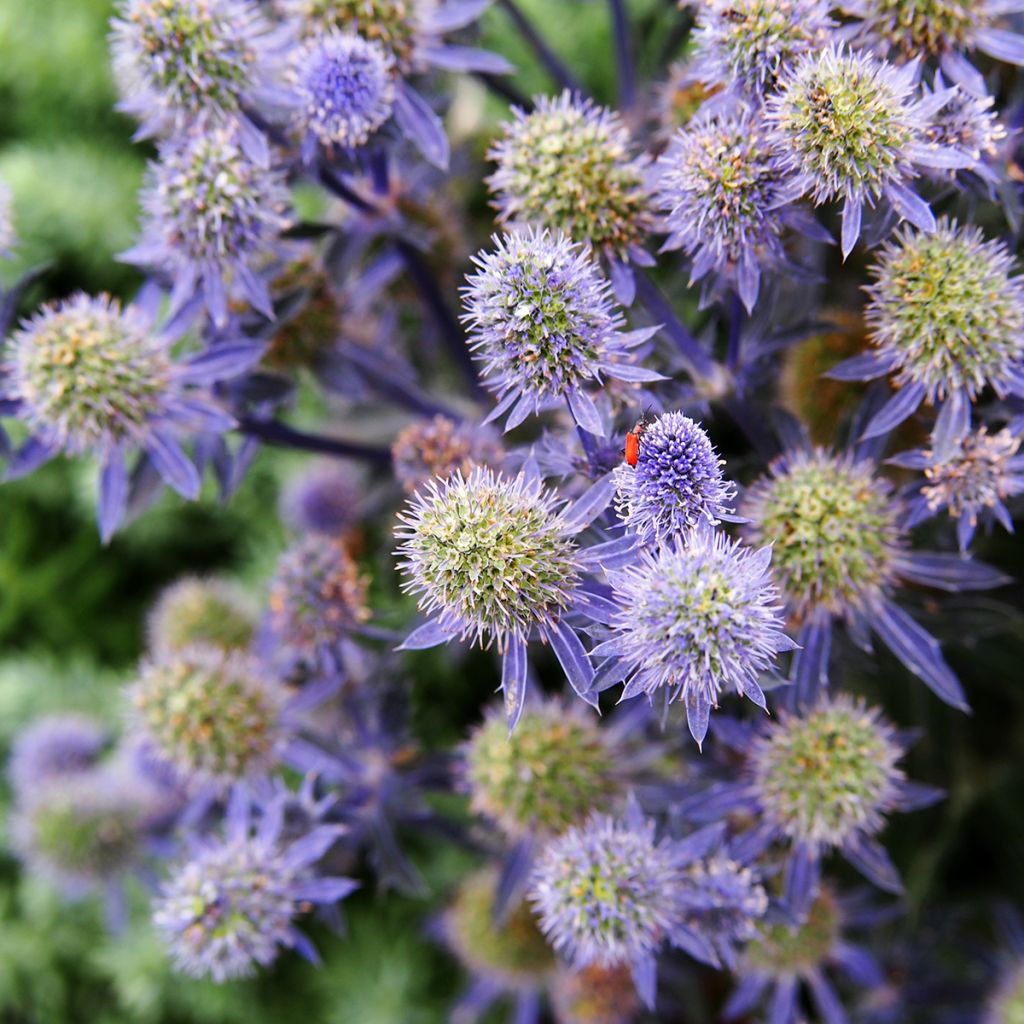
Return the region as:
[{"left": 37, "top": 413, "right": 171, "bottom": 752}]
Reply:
[
  {"left": 608, "top": 0, "right": 636, "bottom": 110},
  {"left": 496, "top": 0, "right": 582, "bottom": 94},
  {"left": 632, "top": 270, "right": 715, "bottom": 379},
  {"left": 726, "top": 292, "right": 745, "bottom": 372},
  {"left": 237, "top": 416, "right": 392, "bottom": 466},
  {"left": 473, "top": 71, "right": 533, "bottom": 110}
]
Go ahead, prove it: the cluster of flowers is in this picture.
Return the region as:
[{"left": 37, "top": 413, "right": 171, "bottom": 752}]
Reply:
[{"left": 3, "top": 0, "right": 1024, "bottom": 1020}]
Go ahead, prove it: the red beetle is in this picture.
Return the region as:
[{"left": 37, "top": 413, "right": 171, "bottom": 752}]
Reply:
[{"left": 624, "top": 411, "right": 654, "bottom": 467}]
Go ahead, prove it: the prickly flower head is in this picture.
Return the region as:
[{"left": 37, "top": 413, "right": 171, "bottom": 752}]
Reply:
[
  {"left": 391, "top": 414, "right": 504, "bottom": 494},
  {"left": 595, "top": 527, "right": 791, "bottom": 747},
  {"left": 131, "top": 645, "right": 286, "bottom": 788},
  {"left": 742, "top": 448, "right": 904, "bottom": 621},
  {"left": 865, "top": 219, "right": 1024, "bottom": 403},
  {"left": 464, "top": 699, "right": 617, "bottom": 838},
  {"left": 682, "top": 854, "right": 768, "bottom": 966},
  {"left": 487, "top": 92, "right": 652, "bottom": 257},
  {"left": 7, "top": 715, "right": 107, "bottom": 797},
  {"left": 395, "top": 468, "right": 582, "bottom": 649},
  {"left": 147, "top": 576, "right": 258, "bottom": 658},
  {"left": 750, "top": 694, "right": 905, "bottom": 849},
  {"left": 745, "top": 887, "right": 841, "bottom": 977},
  {"left": 692, "top": 0, "right": 836, "bottom": 98},
  {"left": 613, "top": 412, "right": 736, "bottom": 543},
  {"left": 4, "top": 294, "right": 174, "bottom": 456}
]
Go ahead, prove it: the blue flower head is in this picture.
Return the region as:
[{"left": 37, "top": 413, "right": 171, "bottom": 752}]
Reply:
[
  {"left": 280, "top": 461, "right": 362, "bottom": 536},
  {"left": 462, "top": 229, "right": 662, "bottom": 435},
  {"left": 612, "top": 411, "right": 737, "bottom": 543},
  {"left": 8, "top": 715, "right": 107, "bottom": 798},
  {"left": 591, "top": 525, "right": 793, "bottom": 748}
]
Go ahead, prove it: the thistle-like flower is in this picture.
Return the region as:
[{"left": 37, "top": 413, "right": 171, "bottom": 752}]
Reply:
[
  {"left": 549, "top": 963, "right": 641, "bottom": 1024},
  {"left": 832, "top": 220, "right": 1024, "bottom": 457},
  {"left": 147, "top": 576, "right": 258, "bottom": 658},
  {"left": 289, "top": 30, "right": 396, "bottom": 161},
  {"left": 895, "top": 426, "right": 1024, "bottom": 550},
  {"left": 765, "top": 45, "right": 967, "bottom": 257},
  {"left": 7, "top": 715, "right": 107, "bottom": 797},
  {"left": 590, "top": 525, "right": 793, "bottom": 748},
  {"left": 921, "top": 76, "right": 1006, "bottom": 183},
  {"left": 1, "top": 292, "right": 247, "bottom": 539},
  {"left": 612, "top": 412, "right": 737, "bottom": 543},
  {"left": 462, "top": 229, "right": 662, "bottom": 436},
  {"left": 655, "top": 106, "right": 802, "bottom": 311},
  {"left": 122, "top": 124, "right": 291, "bottom": 325},
  {"left": 487, "top": 92, "right": 653, "bottom": 278},
  {"left": 691, "top": 0, "right": 836, "bottom": 100},
  {"left": 395, "top": 467, "right": 602, "bottom": 724},
  {"left": 464, "top": 699, "right": 617, "bottom": 839},
  {"left": 843, "top": 0, "right": 1024, "bottom": 96},
  {"left": 152, "top": 794, "right": 355, "bottom": 981},
  {"left": 280, "top": 461, "right": 361, "bottom": 535},
  {"left": 391, "top": 414, "right": 504, "bottom": 494},
  {"left": 267, "top": 535, "right": 370, "bottom": 671},
  {"left": 131, "top": 645, "right": 288, "bottom": 789}
]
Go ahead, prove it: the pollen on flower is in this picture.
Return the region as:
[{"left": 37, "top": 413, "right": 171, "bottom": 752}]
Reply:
[
  {"left": 391, "top": 414, "right": 504, "bottom": 494},
  {"left": 394, "top": 468, "right": 581, "bottom": 648},
  {"left": 742, "top": 448, "right": 904, "bottom": 621},
  {"left": 147, "top": 576, "right": 258, "bottom": 658},
  {"left": 750, "top": 694, "right": 904, "bottom": 849},
  {"left": 486, "top": 92, "right": 652, "bottom": 256},
  {"left": 865, "top": 219, "right": 1024, "bottom": 403},
  {"left": 856, "top": 0, "right": 979, "bottom": 59}
]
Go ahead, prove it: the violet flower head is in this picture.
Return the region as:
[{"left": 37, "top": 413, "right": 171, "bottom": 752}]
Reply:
[
  {"left": 462, "top": 229, "right": 662, "bottom": 436},
  {"left": 765, "top": 45, "right": 967, "bottom": 257},
  {"left": 591, "top": 525, "right": 793, "bottom": 748},
  {"left": 123, "top": 124, "right": 291, "bottom": 326},
  {"left": 147, "top": 576, "right": 258, "bottom": 657},
  {"left": 289, "top": 29, "right": 396, "bottom": 161},
  {"left": 844, "top": 0, "right": 1024, "bottom": 96},
  {"left": 130, "top": 645, "right": 288, "bottom": 789},
  {"left": 612, "top": 411, "right": 737, "bottom": 543},
  {"left": 110, "top": 0, "right": 292, "bottom": 141},
  {"left": 391, "top": 414, "right": 504, "bottom": 494},
  {"left": 921, "top": 76, "right": 1007, "bottom": 182},
  {"left": 486, "top": 92, "right": 653, "bottom": 267},
  {"left": 7, "top": 714, "right": 107, "bottom": 797},
  {"left": 691, "top": 0, "right": 836, "bottom": 100},
  {"left": 842, "top": 219, "right": 1024, "bottom": 458},
  {"left": 152, "top": 794, "right": 355, "bottom": 981},
  {"left": 280, "top": 461, "right": 362, "bottom": 535},
  {"left": 655, "top": 106, "right": 799, "bottom": 311}
]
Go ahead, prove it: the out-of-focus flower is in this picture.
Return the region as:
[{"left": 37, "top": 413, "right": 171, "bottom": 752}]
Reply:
[
  {"left": 7, "top": 715, "right": 107, "bottom": 797},
  {"left": 487, "top": 92, "right": 653, "bottom": 292},
  {"left": 612, "top": 411, "right": 737, "bottom": 543},
  {"left": 147, "top": 576, "right": 258, "bottom": 657},
  {"left": 894, "top": 425, "right": 1024, "bottom": 550},
  {"left": 986, "top": 959, "right": 1024, "bottom": 1023},
  {"left": 392, "top": 414, "right": 504, "bottom": 494},
  {"left": 280, "top": 461, "right": 362, "bottom": 535},
  {"left": 550, "top": 963, "right": 641, "bottom": 1024},
  {"left": 655, "top": 106, "right": 811, "bottom": 311},
  {"left": 765, "top": 45, "right": 968, "bottom": 257},
  {"left": 1, "top": 292, "right": 250, "bottom": 540},
  {"left": 0, "top": 179, "right": 16, "bottom": 258},
  {"left": 590, "top": 525, "right": 793, "bottom": 748},
  {"left": 130, "top": 645, "right": 288, "bottom": 790},
  {"left": 122, "top": 124, "right": 291, "bottom": 326},
  {"left": 831, "top": 219, "right": 1024, "bottom": 459},
  {"left": 288, "top": 30, "right": 396, "bottom": 161},
  {"left": 152, "top": 793, "right": 355, "bottom": 981},
  {"left": 691, "top": 0, "right": 835, "bottom": 100},
  {"left": 462, "top": 229, "right": 662, "bottom": 436},
  {"left": 842, "top": 0, "right": 1024, "bottom": 96}
]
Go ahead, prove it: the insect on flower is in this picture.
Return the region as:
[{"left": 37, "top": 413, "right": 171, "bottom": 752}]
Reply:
[{"left": 624, "top": 410, "right": 655, "bottom": 467}]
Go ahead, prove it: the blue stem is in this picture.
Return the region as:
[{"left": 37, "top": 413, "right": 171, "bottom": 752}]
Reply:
[
  {"left": 496, "top": 0, "right": 583, "bottom": 94},
  {"left": 608, "top": 0, "right": 636, "bottom": 110}
]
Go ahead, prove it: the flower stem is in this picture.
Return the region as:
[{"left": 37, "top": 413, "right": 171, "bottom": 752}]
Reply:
[
  {"left": 632, "top": 270, "right": 715, "bottom": 379},
  {"left": 495, "top": 0, "right": 582, "bottom": 93},
  {"left": 236, "top": 416, "right": 392, "bottom": 465},
  {"left": 608, "top": 0, "right": 635, "bottom": 110}
]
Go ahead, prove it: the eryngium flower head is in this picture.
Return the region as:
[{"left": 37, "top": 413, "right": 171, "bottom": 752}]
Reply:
[
  {"left": 445, "top": 867, "right": 556, "bottom": 992},
  {"left": 655, "top": 107, "right": 794, "bottom": 310},
  {"left": 10, "top": 767, "right": 155, "bottom": 895},
  {"left": 766, "top": 45, "right": 947, "bottom": 256},
  {"left": 4, "top": 294, "right": 175, "bottom": 457},
  {"left": 741, "top": 448, "right": 904, "bottom": 621},
  {"left": 268, "top": 535, "right": 370, "bottom": 656},
  {"left": 529, "top": 810, "right": 686, "bottom": 968},
  {"left": 280, "top": 461, "right": 361, "bottom": 535},
  {"left": 463, "top": 229, "right": 660, "bottom": 433},
  {"left": 124, "top": 124, "right": 290, "bottom": 325},
  {"left": 550, "top": 963, "right": 641, "bottom": 1024},
  {"left": 593, "top": 527, "right": 792, "bottom": 747},
  {"left": 152, "top": 801, "right": 352, "bottom": 981},
  {"left": 922, "top": 79, "right": 1006, "bottom": 178},
  {"left": 147, "top": 576, "right": 258, "bottom": 658},
  {"left": 865, "top": 220, "right": 1024, "bottom": 404},
  {"left": 612, "top": 412, "right": 736, "bottom": 543},
  {"left": 744, "top": 886, "right": 840, "bottom": 978},
  {"left": 131, "top": 646, "right": 286, "bottom": 788},
  {"left": 395, "top": 468, "right": 581, "bottom": 649},
  {"left": 110, "top": 0, "right": 290, "bottom": 139},
  {"left": 391, "top": 414, "right": 504, "bottom": 494},
  {"left": 464, "top": 699, "right": 616, "bottom": 838},
  {"left": 7, "top": 715, "right": 107, "bottom": 796},
  {"left": 750, "top": 694, "right": 904, "bottom": 849},
  {"left": 290, "top": 30, "right": 395, "bottom": 158},
  {"left": 487, "top": 92, "right": 652, "bottom": 258},
  {"left": 986, "top": 959, "right": 1024, "bottom": 1024},
  {"left": 691, "top": 0, "right": 836, "bottom": 98}
]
